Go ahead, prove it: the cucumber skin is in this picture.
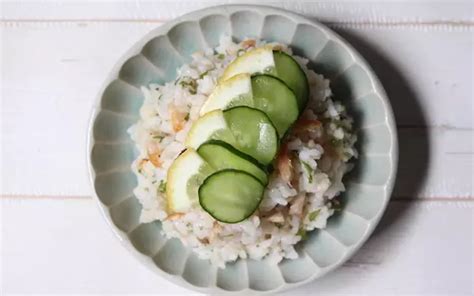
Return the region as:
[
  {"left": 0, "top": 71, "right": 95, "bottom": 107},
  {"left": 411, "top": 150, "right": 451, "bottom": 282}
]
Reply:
[
  {"left": 198, "top": 139, "right": 269, "bottom": 179},
  {"left": 273, "top": 51, "right": 310, "bottom": 111},
  {"left": 198, "top": 169, "right": 265, "bottom": 224},
  {"left": 251, "top": 74, "right": 299, "bottom": 137}
]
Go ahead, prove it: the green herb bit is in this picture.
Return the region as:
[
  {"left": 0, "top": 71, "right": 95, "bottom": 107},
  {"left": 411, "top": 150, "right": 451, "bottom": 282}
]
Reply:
[
  {"left": 199, "top": 68, "right": 214, "bottom": 79},
  {"left": 301, "top": 160, "right": 313, "bottom": 183},
  {"left": 158, "top": 180, "right": 167, "bottom": 193},
  {"left": 184, "top": 113, "right": 190, "bottom": 121},
  {"left": 199, "top": 70, "right": 209, "bottom": 79},
  {"left": 152, "top": 134, "right": 164, "bottom": 142},
  {"left": 309, "top": 209, "right": 321, "bottom": 221},
  {"left": 217, "top": 53, "right": 225, "bottom": 60},
  {"left": 178, "top": 76, "right": 198, "bottom": 94},
  {"left": 297, "top": 228, "right": 308, "bottom": 240}
]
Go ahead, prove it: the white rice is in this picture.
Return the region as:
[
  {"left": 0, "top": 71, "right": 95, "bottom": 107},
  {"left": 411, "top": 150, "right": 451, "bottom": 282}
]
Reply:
[{"left": 128, "top": 36, "right": 357, "bottom": 268}]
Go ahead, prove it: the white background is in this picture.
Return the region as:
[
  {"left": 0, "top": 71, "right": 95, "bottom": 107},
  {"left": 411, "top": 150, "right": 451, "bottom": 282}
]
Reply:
[{"left": 1, "top": 1, "right": 473, "bottom": 295}]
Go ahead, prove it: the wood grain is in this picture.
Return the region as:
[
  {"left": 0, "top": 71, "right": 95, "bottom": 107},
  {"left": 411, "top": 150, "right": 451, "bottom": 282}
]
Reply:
[
  {"left": 2, "top": 1, "right": 473, "bottom": 24},
  {"left": 1, "top": 2, "right": 474, "bottom": 295},
  {"left": 1, "top": 21, "right": 472, "bottom": 198},
  {"left": 2, "top": 197, "right": 473, "bottom": 295}
]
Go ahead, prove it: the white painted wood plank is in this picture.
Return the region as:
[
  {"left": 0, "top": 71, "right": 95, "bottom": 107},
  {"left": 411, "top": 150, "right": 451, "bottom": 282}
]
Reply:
[
  {"left": 335, "top": 27, "right": 473, "bottom": 129},
  {"left": 2, "top": 198, "right": 473, "bottom": 294},
  {"left": 2, "top": 22, "right": 473, "bottom": 197},
  {"left": 1, "top": 23, "right": 155, "bottom": 196},
  {"left": 2, "top": 1, "right": 473, "bottom": 24},
  {"left": 0, "top": 197, "right": 199, "bottom": 295}
]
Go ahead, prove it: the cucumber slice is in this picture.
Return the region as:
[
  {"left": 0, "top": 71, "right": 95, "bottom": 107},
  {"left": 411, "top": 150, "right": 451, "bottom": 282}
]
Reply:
[
  {"left": 199, "top": 73, "right": 298, "bottom": 137},
  {"left": 223, "top": 107, "right": 278, "bottom": 165},
  {"left": 199, "top": 169, "right": 264, "bottom": 223},
  {"left": 197, "top": 140, "right": 268, "bottom": 185},
  {"left": 200, "top": 73, "right": 253, "bottom": 116},
  {"left": 251, "top": 74, "right": 299, "bottom": 136},
  {"left": 220, "top": 48, "right": 309, "bottom": 111},
  {"left": 220, "top": 47, "right": 276, "bottom": 82},
  {"left": 166, "top": 149, "right": 213, "bottom": 213},
  {"left": 186, "top": 107, "right": 278, "bottom": 165},
  {"left": 273, "top": 51, "right": 309, "bottom": 111}
]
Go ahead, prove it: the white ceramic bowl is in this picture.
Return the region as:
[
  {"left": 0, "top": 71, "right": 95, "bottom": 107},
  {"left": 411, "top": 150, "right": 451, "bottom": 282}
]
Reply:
[{"left": 87, "top": 4, "right": 398, "bottom": 294}]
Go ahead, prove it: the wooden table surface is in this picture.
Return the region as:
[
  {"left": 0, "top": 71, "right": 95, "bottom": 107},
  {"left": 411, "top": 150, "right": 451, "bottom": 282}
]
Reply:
[{"left": 1, "top": 1, "right": 473, "bottom": 295}]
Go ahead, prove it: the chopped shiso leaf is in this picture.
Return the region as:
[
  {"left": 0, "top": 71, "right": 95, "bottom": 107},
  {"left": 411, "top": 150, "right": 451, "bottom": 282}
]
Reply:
[
  {"left": 158, "top": 180, "right": 167, "bottom": 193},
  {"left": 309, "top": 209, "right": 321, "bottom": 221},
  {"left": 301, "top": 160, "right": 313, "bottom": 183},
  {"left": 297, "top": 228, "right": 308, "bottom": 240}
]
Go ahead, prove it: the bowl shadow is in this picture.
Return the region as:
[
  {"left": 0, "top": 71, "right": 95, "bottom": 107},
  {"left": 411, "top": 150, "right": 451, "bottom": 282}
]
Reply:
[
  {"left": 333, "top": 27, "right": 431, "bottom": 234},
  {"left": 290, "top": 25, "right": 431, "bottom": 293}
]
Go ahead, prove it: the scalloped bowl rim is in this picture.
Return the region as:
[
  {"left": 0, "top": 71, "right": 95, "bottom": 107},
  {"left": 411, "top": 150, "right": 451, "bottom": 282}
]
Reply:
[{"left": 86, "top": 4, "right": 398, "bottom": 294}]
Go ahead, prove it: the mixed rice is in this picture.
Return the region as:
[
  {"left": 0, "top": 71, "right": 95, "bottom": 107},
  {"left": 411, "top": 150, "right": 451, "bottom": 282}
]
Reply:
[{"left": 128, "top": 36, "right": 357, "bottom": 268}]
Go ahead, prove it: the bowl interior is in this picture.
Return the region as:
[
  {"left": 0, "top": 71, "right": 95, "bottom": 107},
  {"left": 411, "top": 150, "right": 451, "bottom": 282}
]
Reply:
[{"left": 89, "top": 6, "right": 397, "bottom": 294}]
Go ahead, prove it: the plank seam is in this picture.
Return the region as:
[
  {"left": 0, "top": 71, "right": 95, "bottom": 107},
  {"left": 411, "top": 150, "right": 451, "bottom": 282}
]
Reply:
[{"left": 1, "top": 19, "right": 473, "bottom": 32}]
